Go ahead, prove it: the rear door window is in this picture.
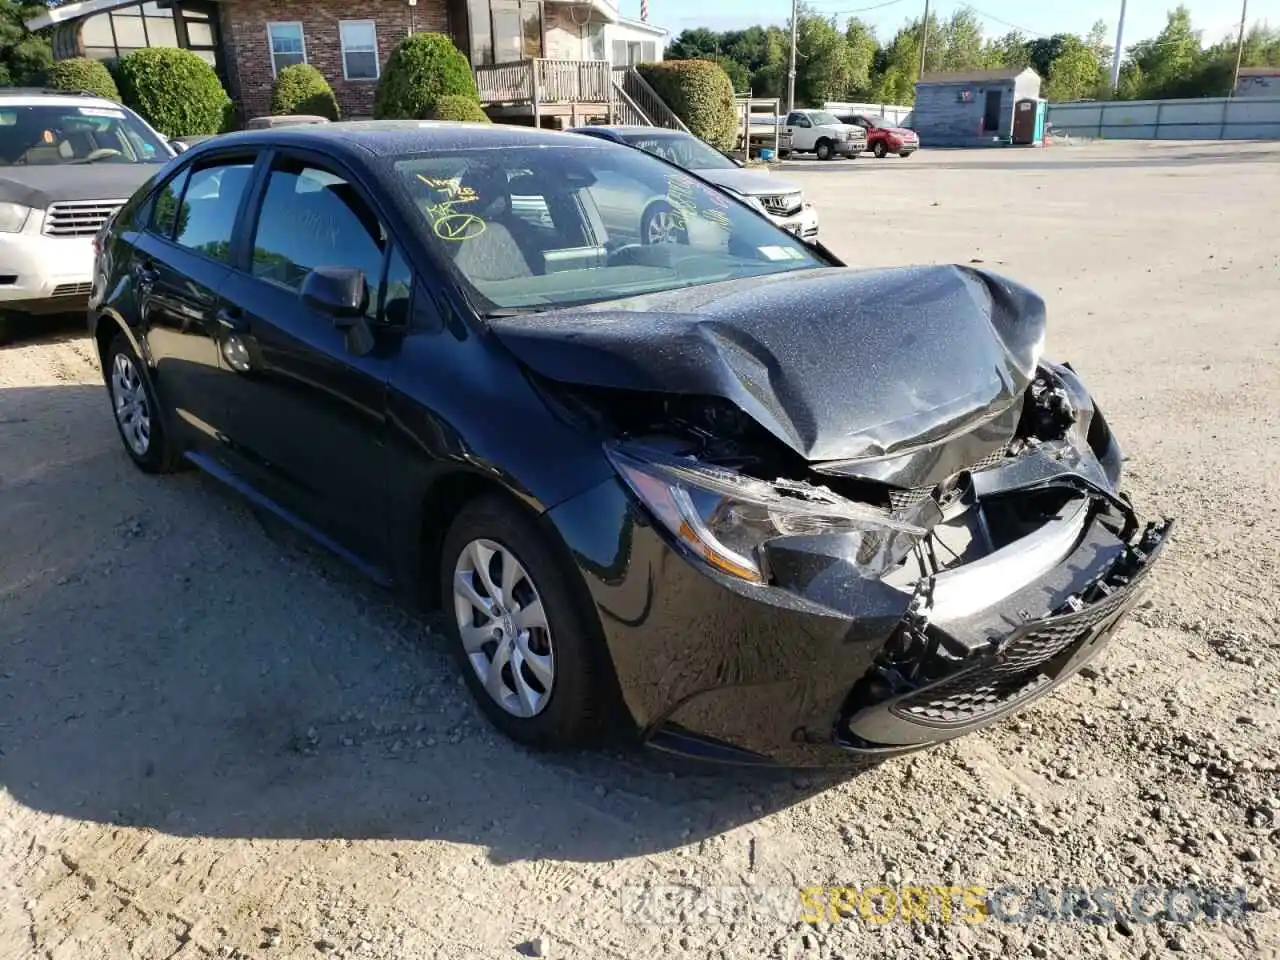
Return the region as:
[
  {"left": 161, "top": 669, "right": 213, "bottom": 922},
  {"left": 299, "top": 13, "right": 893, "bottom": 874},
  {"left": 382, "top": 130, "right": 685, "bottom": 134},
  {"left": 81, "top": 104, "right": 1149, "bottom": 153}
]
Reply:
[{"left": 171, "top": 161, "right": 255, "bottom": 262}]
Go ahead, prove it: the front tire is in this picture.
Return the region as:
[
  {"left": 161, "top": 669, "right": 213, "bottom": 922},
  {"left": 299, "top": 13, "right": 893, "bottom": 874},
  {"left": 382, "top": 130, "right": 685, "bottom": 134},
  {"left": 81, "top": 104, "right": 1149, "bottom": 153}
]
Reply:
[
  {"left": 640, "top": 201, "right": 689, "bottom": 245},
  {"left": 440, "top": 496, "right": 609, "bottom": 750},
  {"left": 105, "top": 331, "right": 182, "bottom": 473},
  {"left": 816, "top": 139, "right": 833, "bottom": 161}
]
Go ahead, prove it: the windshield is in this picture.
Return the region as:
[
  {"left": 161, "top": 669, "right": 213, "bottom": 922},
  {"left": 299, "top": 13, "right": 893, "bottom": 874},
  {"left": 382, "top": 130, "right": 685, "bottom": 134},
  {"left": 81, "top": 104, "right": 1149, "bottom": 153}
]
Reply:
[
  {"left": 0, "top": 103, "right": 169, "bottom": 166},
  {"left": 617, "top": 132, "right": 737, "bottom": 171},
  {"left": 391, "top": 143, "right": 822, "bottom": 314},
  {"left": 808, "top": 111, "right": 842, "bottom": 126}
]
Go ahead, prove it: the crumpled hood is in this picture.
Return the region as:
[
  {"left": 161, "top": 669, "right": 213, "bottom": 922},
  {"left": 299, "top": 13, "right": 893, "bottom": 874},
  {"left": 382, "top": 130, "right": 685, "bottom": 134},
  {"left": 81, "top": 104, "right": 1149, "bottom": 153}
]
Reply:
[
  {"left": 492, "top": 265, "right": 1047, "bottom": 463},
  {"left": 0, "top": 163, "right": 164, "bottom": 208}
]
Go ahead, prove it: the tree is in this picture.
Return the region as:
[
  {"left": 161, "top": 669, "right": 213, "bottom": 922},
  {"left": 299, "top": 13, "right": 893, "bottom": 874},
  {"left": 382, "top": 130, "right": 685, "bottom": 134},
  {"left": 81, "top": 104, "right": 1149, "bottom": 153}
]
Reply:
[
  {"left": 792, "top": 5, "right": 855, "bottom": 106},
  {"left": 711, "top": 54, "right": 749, "bottom": 92},
  {"left": 985, "top": 31, "right": 1031, "bottom": 70},
  {"left": 843, "top": 18, "right": 879, "bottom": 98},
  {"left": 1044, "top": 38, "right": 1105, "bottom": 102},
  {"left": 0, "top": 0, "right": 52, "bottom": 86},
  {"left": 940, "top": 6, "right": 985, "bottom": 72},
  {"left": 1127, "top": 5, "right": 1202, "bottom": 99},
  {"left": 117, "top": 47, "right": 232, "bottom": 137},
  {"left": 666, "top": 28, "right": 720, "bottom": 61}
]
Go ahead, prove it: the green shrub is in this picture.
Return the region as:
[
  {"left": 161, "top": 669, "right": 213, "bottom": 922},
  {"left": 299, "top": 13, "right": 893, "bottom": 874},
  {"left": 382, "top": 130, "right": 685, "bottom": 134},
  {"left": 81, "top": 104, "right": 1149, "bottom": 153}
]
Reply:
[
  {"left": 45, "top": 57, "right": 120, "bottom": 101},
  {"left": 117, "top": 48, "right": 232, "bottom": 138},
  {"left": 373, "top": 32, "right": 478, "bottom": 120},
  {"left": 426, "top": 95, "right": 491, "bottom": 123},
  {"left": 636, "top": 60, "right": 738, "bottom": 152},
  {"left": 270, "top": 63, "right": 339, "bottom": 120}
]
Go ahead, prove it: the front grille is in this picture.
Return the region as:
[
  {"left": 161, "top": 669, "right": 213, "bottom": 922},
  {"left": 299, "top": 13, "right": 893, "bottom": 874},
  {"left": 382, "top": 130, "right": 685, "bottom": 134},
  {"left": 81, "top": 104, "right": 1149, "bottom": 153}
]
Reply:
[
  {"left": 758, "top": 192, "right": 803, "bottom": 217},
  {"left": 892, "top": 557, "right": 1139, "bottom": 727},
  {"left": 0, "top": 275, "right": 16, "bottom": 285},
  {"left": 43, "top": 200, "right": 125, "bottom": 238},
  {"left": 887, "top": 447, "right": 1012, "bottom": 512},
  {"left": 51, "top": 282, "right": 92, "bottom": 297}
]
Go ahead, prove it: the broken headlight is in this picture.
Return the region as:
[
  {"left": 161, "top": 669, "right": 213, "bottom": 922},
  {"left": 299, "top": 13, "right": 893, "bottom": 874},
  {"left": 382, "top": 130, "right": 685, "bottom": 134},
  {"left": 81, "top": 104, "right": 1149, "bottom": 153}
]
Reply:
[{"left": 607, "top": 443, "right": 926, "bottom": 584}]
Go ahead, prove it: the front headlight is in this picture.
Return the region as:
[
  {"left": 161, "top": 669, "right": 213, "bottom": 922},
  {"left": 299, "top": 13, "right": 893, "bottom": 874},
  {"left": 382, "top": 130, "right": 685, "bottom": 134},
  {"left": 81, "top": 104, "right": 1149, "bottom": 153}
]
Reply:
[
  {"left": 0, "top": 202, "right": 33, "bottom": 234},
  {"left": 607, "top": 443, "right": 926, "bottom": 584}
]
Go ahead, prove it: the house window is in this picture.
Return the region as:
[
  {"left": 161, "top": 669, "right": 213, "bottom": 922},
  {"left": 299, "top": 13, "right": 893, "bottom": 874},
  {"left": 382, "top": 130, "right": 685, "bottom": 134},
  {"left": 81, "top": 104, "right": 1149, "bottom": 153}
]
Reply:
[
  {"left": 460, "top": 0, "right": 541, "bottom": 65},
  {"left": 268, "top": 22, "right": 306, "bottom": 76},
  {"left": 339, "top": 20, "right": 378, "bottom": 80},
  {"left": 586, "top": 22, "right": 605, "bottom": 60}
]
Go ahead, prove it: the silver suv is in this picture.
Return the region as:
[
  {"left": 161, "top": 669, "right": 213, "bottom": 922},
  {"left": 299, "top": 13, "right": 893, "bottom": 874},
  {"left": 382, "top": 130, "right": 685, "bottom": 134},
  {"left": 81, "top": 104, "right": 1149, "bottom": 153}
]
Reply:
[{"left": 0, "top": 89, "right": 173, "bottom": 338}]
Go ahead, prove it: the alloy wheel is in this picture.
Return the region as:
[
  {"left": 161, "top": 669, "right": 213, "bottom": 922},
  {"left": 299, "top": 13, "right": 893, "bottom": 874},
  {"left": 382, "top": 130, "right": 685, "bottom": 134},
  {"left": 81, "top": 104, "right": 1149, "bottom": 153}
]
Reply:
[
  {"left": 646, "top": 208, "right": 684, "bottom": 245},
  {"left": 111, "top": 351, "right": 151, "bottom": 456},
  {"left": 453, "top": 538, "right": 555, "bottom": 718}
]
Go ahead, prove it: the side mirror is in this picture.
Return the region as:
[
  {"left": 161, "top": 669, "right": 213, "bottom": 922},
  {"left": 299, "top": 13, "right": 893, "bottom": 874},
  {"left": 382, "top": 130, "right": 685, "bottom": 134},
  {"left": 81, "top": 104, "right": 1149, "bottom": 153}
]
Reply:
[
  {"left": 171, "top": 140, "right": 189, "bottom": 154},
  {"left": 301, "top": 266, "right": 368, "bottom": 328}
]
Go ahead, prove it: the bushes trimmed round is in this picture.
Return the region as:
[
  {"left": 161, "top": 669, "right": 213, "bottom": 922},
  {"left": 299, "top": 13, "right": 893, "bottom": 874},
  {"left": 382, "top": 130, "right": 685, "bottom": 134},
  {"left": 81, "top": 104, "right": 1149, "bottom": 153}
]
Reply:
[
  {"left": 426, "top": 95, "right": 491, "bottom": 123},
  {"left": 117, "top": 48, "right": 232, "bottom": 138},
  {"left": 636, "top": 60, "right": 738, "bottom": 153},
  {"left": 374, "top": 33, "right": 478, "bottom": 120},
  {"left": 270, "top": 63, "right": 339, "bottom": 120},
  {"left": 45, "top": 58, "right": 120, "bottom": 101}
]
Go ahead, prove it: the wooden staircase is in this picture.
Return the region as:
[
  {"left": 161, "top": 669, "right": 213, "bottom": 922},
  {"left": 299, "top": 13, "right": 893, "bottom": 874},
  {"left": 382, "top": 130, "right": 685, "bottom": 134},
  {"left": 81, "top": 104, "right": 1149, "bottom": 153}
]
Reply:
[{"left": 473, "top": 58, "right": 687, "bottom": 132}]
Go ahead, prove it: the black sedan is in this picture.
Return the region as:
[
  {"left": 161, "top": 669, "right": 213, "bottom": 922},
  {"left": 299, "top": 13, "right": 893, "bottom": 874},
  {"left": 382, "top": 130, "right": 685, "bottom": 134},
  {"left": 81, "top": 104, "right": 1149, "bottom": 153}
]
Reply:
[{"left": 89, "top": 122, "right": 1172, "bottom": 767}]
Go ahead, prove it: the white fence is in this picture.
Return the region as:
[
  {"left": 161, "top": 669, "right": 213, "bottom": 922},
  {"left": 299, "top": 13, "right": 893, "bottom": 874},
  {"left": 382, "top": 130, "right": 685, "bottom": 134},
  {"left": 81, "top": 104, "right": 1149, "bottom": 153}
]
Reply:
[
  {"left": 1046, "top": 96, "right": 1280, "bottom": 140},
  {"left": 824, "top": 101, "right": 913, "bottom": 126}
]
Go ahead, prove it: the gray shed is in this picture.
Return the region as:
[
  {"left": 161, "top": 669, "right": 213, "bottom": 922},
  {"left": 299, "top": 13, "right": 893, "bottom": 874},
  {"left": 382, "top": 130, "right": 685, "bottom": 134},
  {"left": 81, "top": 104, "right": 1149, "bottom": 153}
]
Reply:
[{"left": 912, "top": 67, "right": 1042, "bottom": 147}]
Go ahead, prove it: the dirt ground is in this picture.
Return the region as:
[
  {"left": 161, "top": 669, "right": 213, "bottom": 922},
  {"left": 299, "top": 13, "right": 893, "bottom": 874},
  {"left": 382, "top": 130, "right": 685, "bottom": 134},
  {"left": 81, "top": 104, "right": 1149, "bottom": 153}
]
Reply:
[{"left": 1, "top": 140, "right": 1278, "bottom": 960}]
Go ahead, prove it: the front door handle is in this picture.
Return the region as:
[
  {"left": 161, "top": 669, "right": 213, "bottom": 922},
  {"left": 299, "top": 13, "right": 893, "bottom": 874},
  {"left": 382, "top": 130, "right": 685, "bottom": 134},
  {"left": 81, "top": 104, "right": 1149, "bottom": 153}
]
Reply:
[{"left": 216, "top": 307, "right": 249, "bottom": 334}]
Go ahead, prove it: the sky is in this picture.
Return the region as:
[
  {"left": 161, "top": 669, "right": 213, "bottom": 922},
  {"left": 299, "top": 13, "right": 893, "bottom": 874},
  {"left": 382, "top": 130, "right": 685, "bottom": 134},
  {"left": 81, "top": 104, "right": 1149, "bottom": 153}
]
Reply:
[{"left": 635, "top": 0, "right": 1279, "bottom": 52}]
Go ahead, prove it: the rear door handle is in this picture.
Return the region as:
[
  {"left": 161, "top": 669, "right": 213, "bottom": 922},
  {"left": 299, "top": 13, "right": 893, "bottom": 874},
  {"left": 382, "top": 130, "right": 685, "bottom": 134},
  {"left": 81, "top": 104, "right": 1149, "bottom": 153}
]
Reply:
[{"left": 216, "top": 307, "right": 249, "bottom": 334}]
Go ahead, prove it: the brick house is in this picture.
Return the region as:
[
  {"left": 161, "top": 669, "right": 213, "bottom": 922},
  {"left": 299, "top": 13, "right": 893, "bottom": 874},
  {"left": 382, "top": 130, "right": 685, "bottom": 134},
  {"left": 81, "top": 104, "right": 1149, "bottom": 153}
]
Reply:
[{"left": 27, "top": 0, "right": 668, "bottom": 124}]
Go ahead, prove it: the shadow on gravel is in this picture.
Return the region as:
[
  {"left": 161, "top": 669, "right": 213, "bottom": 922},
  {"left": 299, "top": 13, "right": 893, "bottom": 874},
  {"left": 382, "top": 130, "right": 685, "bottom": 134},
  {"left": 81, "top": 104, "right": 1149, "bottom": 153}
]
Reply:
[{"left": 0, "top": 383, "right": 882, "bottom": 865}]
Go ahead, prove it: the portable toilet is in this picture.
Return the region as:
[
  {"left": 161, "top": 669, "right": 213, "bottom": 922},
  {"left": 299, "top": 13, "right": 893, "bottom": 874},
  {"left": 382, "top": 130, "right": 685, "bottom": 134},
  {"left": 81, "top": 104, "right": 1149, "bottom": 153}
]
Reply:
[{"left": 1013, "top": 98, "right": 1047, "bottom": 145}]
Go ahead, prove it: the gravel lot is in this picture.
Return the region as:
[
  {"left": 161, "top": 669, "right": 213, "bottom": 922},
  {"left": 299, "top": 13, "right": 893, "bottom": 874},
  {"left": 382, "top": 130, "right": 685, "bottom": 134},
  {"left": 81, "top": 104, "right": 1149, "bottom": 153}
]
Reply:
[{"left": 1, "top": 140, "right": 1278, "bottom": 960}]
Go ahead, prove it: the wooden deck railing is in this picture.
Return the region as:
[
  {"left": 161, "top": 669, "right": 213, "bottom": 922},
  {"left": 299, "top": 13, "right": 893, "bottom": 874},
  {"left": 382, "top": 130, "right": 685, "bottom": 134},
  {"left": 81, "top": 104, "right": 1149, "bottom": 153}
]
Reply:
[{"left": 476, "top": 59, "right": 614, "bottom": 105}]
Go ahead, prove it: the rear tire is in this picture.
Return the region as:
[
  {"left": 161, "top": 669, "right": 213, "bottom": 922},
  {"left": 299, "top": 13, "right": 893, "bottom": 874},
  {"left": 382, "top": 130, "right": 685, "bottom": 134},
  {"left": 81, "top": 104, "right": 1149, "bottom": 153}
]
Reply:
[
  {"left": 105, "top": 331, "right": 183, "bottom": 474},
  {"left": 439, "top": 496, "right": 610, "bottom": 750},
  {"left": 873, "top": 141, "right": 888, "bottom": 159},
  {"left": 0, "top": 312, "right": 13, "bottom": 347}
]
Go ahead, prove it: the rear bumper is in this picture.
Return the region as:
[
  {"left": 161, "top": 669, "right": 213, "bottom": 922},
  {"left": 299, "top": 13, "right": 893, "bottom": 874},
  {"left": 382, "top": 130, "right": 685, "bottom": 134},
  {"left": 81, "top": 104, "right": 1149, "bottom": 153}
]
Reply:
[
  {"left": 0, "top": 232, "right": 96, "bottom": 313},
  {"left": 548, "top": 470, "right": 1172, "bottom": 768}
]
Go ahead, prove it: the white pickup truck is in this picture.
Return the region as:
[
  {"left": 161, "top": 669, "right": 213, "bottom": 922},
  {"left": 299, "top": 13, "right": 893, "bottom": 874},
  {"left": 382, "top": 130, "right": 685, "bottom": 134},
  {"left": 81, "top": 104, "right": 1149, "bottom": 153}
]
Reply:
[{"left": 780, "top": 109, "right": 867, "bottom": 161}]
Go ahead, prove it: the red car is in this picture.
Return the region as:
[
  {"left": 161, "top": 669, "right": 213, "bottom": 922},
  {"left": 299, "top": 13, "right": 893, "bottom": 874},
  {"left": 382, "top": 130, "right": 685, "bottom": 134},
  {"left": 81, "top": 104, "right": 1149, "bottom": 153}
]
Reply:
[{"left": 836, "top": 113, "right": 920, "bottom": 158}]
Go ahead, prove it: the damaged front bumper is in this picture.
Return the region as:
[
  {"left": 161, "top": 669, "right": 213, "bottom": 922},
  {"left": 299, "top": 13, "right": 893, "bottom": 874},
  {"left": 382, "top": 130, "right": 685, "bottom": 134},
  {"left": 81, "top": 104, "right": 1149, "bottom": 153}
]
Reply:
[
  {"left": 839, "top": 514, "right": 1173, "bottom": 755},
  {"left": 546, "top": 423, "right": 1174, "bottom": 769}
]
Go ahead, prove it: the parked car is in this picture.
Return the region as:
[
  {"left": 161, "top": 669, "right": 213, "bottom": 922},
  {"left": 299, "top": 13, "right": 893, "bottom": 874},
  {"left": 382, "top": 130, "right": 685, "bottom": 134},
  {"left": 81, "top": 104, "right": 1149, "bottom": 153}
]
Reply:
[
  {"left": 570, "top": 126, "right": 819, "bottom": 240},
  {"left": 90, "top": 122, "right": 1171, "bottom": 767},
  {"left": 781, "top": 109, "right": 867, "bottom": 161},
  {"left": 833, "top": 112, "right": 921, "bottom": 158},
  {"left": 0, "top": 88, "right": 173, "bottom": 341}
]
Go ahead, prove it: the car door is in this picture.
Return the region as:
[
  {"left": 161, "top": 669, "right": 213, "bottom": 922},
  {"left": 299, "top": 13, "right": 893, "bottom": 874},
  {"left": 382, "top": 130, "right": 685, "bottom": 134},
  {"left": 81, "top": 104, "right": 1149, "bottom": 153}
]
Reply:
[
  {"left": 130, "top": 153, "right": 258, "bottom": 446},
  {"left": 785, "top": 112, "right": 812, "bottom": 149},
  {"left": 212, "top": 150, "right": 408, "bottom": 566}
]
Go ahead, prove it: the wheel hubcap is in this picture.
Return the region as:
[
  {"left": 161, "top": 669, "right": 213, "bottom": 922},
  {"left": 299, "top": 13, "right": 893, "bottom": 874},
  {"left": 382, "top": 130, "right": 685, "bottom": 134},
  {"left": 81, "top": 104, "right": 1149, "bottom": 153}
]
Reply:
[
  {"left": 110, "top": 352, "right": 151, "bottom": 456},
  {"left": 647, "top": 209, "right": 682, "bottom": 245},
  {"left": 453, "top": 538, "right": 555, "bottom": 718}
]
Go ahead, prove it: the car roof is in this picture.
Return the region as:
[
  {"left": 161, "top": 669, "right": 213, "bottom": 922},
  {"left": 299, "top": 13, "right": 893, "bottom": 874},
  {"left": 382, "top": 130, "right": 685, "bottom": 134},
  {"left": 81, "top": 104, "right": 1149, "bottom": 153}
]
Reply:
[
  {"left": 0, "top": 89, "right": 124, "bottom": 109},
  {"left": 186, "top": 120, "right": 611, "bottom": 162},
  {"left": 573, "top": 125, "right": 687, "bottom": 137}
]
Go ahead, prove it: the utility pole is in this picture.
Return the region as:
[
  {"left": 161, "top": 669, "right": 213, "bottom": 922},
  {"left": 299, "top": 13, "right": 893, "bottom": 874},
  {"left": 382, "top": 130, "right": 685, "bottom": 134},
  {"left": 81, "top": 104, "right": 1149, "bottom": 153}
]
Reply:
[
  {"left": 918, "top": 0, "right": 930, "bottom": 79},
  {"left": 1231, "top": 0, "right": 1249, "bottom": 96},
  {"left": 1110, "top": 0, "right": 1127, "bottom": 92},
  {"left": 787, "top": 0, "right": 798, "bottom": 113}
]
